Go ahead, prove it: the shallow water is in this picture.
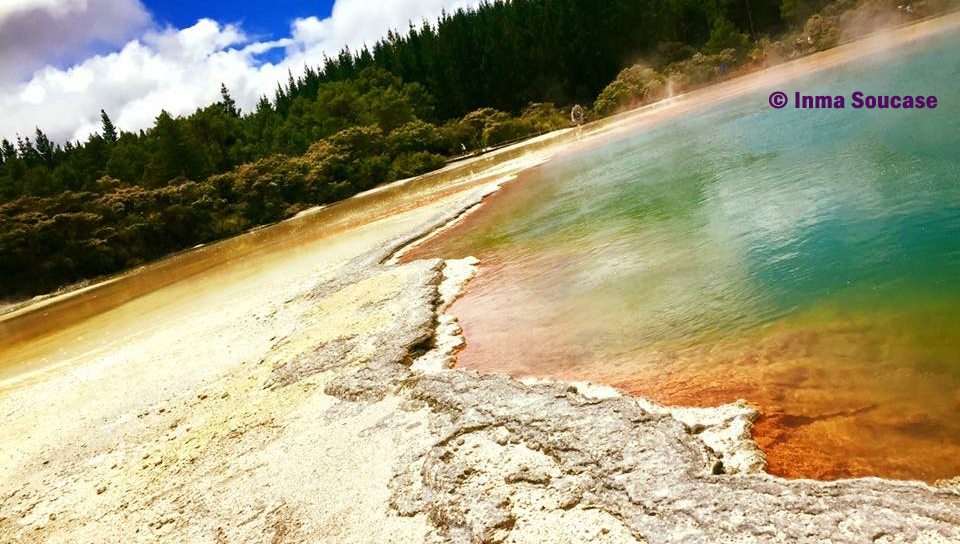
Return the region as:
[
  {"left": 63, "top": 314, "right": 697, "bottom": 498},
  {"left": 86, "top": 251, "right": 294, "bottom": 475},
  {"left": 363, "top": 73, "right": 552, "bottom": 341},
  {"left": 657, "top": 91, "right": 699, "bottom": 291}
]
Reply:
[{"left": 404, "top": 32, "right": 960, "bottom": 481}]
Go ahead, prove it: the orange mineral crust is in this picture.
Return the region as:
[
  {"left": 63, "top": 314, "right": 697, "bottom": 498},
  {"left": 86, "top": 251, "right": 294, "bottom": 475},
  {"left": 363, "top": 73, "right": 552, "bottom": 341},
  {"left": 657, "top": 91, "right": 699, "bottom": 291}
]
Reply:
[{"left": 443, "top": 280, "right": 960, "bottom": 482}]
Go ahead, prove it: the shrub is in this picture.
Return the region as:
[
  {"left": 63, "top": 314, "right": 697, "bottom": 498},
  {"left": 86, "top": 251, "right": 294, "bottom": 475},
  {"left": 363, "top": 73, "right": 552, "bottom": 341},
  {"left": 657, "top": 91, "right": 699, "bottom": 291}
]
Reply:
[
  {"left": 482, "top": 116, "right": 533, "bottom": 147},
  {"left": 705, "top": 17, "right": 751, "bottom": 57},
  {"left": 804, "top": 14, "right": 841, "bottom": 49},
  {"left": 438, "top": 119, "right": 479, "bottom": 154},
  {"left": 662, "top": 49, "right": 738, "bottom": 93},
  {"left": 390, "top": 152, "right": 447, "bottom": 179},
  {"left": 386, "top": 120, "right": 445, "bottom": 155},
  {"left": 593, "top": 65, "right": 666, "bottom": 116},
  {"left": 520, "top": 103, "right": 568, "bottom": 133}
]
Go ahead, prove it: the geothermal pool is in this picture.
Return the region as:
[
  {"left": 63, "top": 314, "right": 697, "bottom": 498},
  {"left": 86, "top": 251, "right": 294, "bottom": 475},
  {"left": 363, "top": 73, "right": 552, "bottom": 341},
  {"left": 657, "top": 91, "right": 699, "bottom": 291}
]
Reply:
[{"left": 404, "top": 31, "right": 960, "bottom": 481}]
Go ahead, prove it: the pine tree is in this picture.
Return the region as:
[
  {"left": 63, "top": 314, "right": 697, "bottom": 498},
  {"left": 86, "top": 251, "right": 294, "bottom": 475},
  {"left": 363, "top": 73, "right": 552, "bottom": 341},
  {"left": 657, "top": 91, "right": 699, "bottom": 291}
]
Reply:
[
  {"left": 220, "top": 83, "right": 241, "bottom": 118},
  {"left": 0, "top": 139, "right": 12, "bottom": 164},
  {"left": 16, "top": 135, "right": 40, "bottom": 166},
  {"left": 101, "top": 110, "right": 119, "bottom": 145},
  {"left": 34, "top": 128, "right": 55, "bottom": 166},
  {"left": 145, "top": 110, "right": 194, "bottom": 186}
]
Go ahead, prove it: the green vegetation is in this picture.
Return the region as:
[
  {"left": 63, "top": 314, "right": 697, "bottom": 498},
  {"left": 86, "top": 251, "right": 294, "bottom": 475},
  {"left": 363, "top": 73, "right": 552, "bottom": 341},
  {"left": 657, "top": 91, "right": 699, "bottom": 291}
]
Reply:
[
  {"left": 0, "top": 0, "right": 950, "bottom": 298},
  {"left": 593, "top": 0, "right": 953, "bottom": 113}
]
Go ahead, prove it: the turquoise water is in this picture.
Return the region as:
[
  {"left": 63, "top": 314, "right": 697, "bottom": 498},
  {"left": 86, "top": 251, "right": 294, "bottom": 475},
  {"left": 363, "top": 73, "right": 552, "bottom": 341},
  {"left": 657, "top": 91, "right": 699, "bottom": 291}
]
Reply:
[{"left": 407, "top": 31, "right": 960, "bottom": 480}]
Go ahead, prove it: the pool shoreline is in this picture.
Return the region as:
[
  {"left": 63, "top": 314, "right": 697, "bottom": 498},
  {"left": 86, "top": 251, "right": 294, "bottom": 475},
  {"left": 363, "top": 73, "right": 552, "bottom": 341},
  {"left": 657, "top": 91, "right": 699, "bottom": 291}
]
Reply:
[
  {"left": 398, "top": 8, "right": 960, "bottom": 484},
  {"left": 3, "top": 12, "right": 960, "bottom": 541}
]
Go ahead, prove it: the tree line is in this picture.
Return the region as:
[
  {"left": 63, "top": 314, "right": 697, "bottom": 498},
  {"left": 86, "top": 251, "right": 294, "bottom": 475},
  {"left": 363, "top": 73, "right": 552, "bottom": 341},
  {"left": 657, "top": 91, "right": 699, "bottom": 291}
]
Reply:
[{"left": 0, "top": 0, "right": 939, "bottom": 297}]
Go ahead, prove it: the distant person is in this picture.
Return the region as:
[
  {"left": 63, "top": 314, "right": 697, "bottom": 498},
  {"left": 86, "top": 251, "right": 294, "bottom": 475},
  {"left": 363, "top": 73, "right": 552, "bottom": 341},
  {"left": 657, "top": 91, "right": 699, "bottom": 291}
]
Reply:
[
  {"left": 570, "top": 104, "right": 585, "bottom": 126},
  {"left": 570, "top": 105, "right": 585, "bottom": 141}
]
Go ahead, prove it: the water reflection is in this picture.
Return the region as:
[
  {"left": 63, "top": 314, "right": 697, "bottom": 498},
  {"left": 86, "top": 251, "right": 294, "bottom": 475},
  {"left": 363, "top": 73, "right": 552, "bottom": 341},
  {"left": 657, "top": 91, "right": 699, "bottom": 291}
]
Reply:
[{"left": 403, "top": 33, "right": 960, "bottom": 481}]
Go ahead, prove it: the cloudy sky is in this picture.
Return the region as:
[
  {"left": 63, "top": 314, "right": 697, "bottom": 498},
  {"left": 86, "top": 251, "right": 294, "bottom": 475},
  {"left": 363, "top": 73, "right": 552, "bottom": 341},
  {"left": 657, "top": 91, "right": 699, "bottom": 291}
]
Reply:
[{"left": 0, "top": 0, "right": 481, "bottom": 143}]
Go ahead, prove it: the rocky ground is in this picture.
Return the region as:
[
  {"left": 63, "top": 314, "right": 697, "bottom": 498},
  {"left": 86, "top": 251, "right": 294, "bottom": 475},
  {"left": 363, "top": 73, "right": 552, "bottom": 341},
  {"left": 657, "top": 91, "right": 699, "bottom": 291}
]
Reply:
[
  {"left": 5, "top": 16, "right": 960, "bottom": 541},
  {"left": 2, "top": 176, "right": 959, "bottom": 543}
]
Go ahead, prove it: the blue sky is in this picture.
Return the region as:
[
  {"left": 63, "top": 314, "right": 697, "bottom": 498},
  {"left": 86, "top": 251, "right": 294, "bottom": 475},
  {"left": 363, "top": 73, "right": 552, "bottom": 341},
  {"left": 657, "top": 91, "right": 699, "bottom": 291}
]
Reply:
[
  {"left": 0, "top": 0, "right": 480, "bottom": 142},
  {"left": 147, "top": 0, "right": 335, "bottom": 42}
]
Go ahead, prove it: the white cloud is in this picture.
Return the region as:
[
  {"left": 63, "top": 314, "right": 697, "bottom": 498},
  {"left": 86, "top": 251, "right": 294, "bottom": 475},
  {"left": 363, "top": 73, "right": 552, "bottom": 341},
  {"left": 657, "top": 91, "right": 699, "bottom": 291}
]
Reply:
[
  {"left": 0, "top": 0, "right": 481, "bottom": 143},
  {"left": 0, "top": 0, "right": 150, "bottom": 82},
  {"left": 290, "top": 0, "right": 479, "bottom": 53}
]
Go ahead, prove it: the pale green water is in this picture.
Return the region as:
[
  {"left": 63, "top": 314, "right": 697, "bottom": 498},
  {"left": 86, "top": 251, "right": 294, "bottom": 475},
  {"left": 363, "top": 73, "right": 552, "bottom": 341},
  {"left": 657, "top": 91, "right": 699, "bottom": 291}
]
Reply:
[{"left": 407, "top": 32, "right": 960, "bottom": 480}]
